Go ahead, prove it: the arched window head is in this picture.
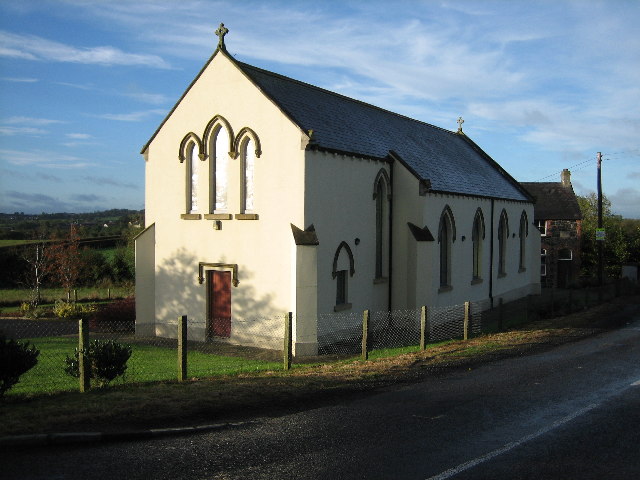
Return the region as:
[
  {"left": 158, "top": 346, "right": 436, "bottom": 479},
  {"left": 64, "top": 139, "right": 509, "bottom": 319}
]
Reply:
[
  {"left": 472, "top": 208, "right": 485, "bottom": 280},
  {"left": 519, "top": 211, "right": 528, "bottom": 271},
  {"left": 498, "top": 209, "right": 509, "bottom": 276},
  {"left": 438, "top": 206, "right": 455, "bottom": 288}
]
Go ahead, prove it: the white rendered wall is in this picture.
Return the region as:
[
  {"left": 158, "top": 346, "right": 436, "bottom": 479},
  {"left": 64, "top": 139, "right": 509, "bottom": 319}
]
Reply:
[{"left": 142, "top": 52, "right": 306, "bottom": 344}]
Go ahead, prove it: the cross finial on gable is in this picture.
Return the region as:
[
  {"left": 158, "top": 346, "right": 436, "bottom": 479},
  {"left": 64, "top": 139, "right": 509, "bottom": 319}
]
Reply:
[
  {"left": 215, "top": 23, "right": 229, "bottom": 51},
  {"left": 457, "top": 116, "right": 464, "bottom": 133}
]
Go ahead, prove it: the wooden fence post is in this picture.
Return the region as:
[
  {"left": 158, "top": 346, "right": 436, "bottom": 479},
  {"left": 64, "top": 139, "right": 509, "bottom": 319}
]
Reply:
[
  {"left": 362, "top": 310, "right": 370, "bottom": 361},
  {"left": 420, "top": 306, "right": 428, "bottom": 350},
  {"left": 78, "top": 318, "right": 90, "bottom": 393},
  {"left": 283, "top": 312, "right": 292, "bottom": 371},
  {"left": 74, "top": 289, "right": 78, "bottom": 303},
  {"left": 498, "top": 298, "right": 504, "bottom": 331},
  {"left": 178, "top": 315, "right": 187, "bottom": 381},
  {"left": 108, "top": 288, "right": 111, "bottom": 300},
  {"left": 463, "top": 301, "right": 470, "bottom": 340}
]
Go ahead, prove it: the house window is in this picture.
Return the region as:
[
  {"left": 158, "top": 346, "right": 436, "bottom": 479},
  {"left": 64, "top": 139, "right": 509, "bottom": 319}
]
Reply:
[
  {"left": 214, "top": 126, "right": 229, "bottom": 212},
  {"left": 438, "top": 206, "right": 455, "bottom": 289},
  {"left": 519, "top": 211, "right": 528, "bottom": 271},
  {"left": 498, "top": 210, "right": 509, "bottom": 276},
  {"left": 187, "top": 142, "right": 199, "bottom": 213},
  {"left": 336, "top": 270, "right": 347, "bottom": 305},
  {"left": 472, "top": 208, "right": 485, "bottom": 281},
  {"left": 558, "top": 248, "right": 573, "bottom": 261},
  {"left": 537, "top": 219, "right": 547, "bottom": 236},
  {"left": 241, "top": 138, "right": 255, "bottom": 213},
  {"left": 541, "top": 249, "right": 547, "bottom": 276}
]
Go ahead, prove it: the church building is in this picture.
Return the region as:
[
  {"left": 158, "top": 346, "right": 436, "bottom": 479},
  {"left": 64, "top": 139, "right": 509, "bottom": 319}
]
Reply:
[{"left": 135, "top": 25, "right": 541, "bottom": 356}]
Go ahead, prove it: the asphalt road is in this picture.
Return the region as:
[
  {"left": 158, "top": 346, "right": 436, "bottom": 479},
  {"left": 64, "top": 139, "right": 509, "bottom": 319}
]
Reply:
[{"left": 3, "top": 314, "right": 640, "bottom": 480}]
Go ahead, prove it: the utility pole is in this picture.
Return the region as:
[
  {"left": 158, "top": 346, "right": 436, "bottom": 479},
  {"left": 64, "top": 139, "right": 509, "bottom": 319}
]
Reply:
[{"left": 597, "top": 152, "right": 604, "bottom": 286}]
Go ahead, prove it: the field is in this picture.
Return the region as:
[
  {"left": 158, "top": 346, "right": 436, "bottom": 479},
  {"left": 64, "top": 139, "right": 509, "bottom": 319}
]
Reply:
[{"left": 0, "top": 286, "right": 131, "bottom": 307}]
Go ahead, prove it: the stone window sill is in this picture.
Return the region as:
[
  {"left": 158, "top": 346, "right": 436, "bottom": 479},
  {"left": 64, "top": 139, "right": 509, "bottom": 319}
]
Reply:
[
  {"left": 471, "top": 277, "right": 483, "bottom": 285},
  {"left": 204, "top": 213, "right": 232, "bottom": 220},
  {"left": 438, "top": 285, "right": 453, "bottom": 293},
  {"left": 373, "top": 277, "right": 388, "bottom": 284},
  {"left": 180, "top": 213, "right": 201, "bottom": 220},
  {"left": 518, "top": 267, "right": 527, "bottom": 273},
  {"left": 235, "top": 213, "right": 259, "bottom": 220},
  {"left": 498, "top": 272, "right": 507, "bottom": 278},
  {"left": 334, "top": 302, "right": 352, "bottom": 312}
]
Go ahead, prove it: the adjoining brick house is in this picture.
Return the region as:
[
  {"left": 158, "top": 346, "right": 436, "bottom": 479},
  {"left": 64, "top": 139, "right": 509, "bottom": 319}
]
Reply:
[{"left": 522, "top": 169, "right": 582, "bottom": 288}]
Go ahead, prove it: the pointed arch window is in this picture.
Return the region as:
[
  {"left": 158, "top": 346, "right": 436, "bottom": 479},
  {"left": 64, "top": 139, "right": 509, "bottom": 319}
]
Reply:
[
  {"left": 333, "top": 241, "right": 355, "bottom": 311},
  {"left": 373, "top": 169, "right": 390, "bottom": 280},
  {"left": 498, "top": 210, "right": 509, "bottom": 276},
  {"left": 241, "top": 138, "right": 255, "bottom": 213},
  {"left": 438, "top": 206, "right": 456, "bottom": 289},
  {"left": 519, "top": 211, "right": 528, "bottom": 272},
  {"left": 213, "top": 126, "right": 230, "bottom": 212},
  {"left": 187, "top": 141, "right": 199, "bottom": 213},
  {"left": 472, "top": 208, "right": 485, "bottom": 281}
]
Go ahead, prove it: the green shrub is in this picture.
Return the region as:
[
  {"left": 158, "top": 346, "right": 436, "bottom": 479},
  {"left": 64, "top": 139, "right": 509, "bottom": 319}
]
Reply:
[
  {"left": 53, "top": 300, "right": 97, "bottom": 319},
  {"left": 64, "top": 339, "right": 132, "bottom": 387},
  {"left": 19, "top": 302, "right": 47, "bottom": 319},
  {"left": 0, "top": 335, "right": 40, "bottom": 396}
]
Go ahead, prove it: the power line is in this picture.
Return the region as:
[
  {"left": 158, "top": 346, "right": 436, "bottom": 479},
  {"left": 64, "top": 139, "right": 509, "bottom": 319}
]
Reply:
[{"left": 533, "top": 152, "right": 631, "bottom": 182}]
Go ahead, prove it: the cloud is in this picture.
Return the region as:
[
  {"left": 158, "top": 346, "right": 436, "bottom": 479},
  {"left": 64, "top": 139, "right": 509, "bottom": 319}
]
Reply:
[
  {"left": 0, "top": 126, "right": 48, "bottom": 136},
  {"left": 0, "top": 149, "right": 91, "bottom": 169},
  {"left": 0, "top": 29, "right": 171, "bottom": 68},
  {"left": 66, "top": 133, "right": 92, "bottom": 139},
  {"left": 3, "top": 116, "right": 64, "bottom": 126},
  {"left": 96, "top": 109, "right": 166, "bottom": 122},
  {"left": 2, "top": 191, "right": 70, "bottom": 212},
  {"left": 1, "top": 77, "right": 38, "bottom": 82},
  {"left": 82, "top": 175, "right": 138, "bottom": 190},
  {"left": 609, "top": 188, "right": 640, "bottom": 219},
  {"left": 122, "top": 91, "right": 169, "bottom": 105},
  {"left": 70, "top": 194, "right": 104, "bottom": 203}
]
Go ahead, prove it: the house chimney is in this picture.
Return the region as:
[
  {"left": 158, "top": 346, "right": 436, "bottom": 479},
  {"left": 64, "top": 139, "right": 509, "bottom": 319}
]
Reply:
[{"left": 561, "top": 168, "right": 571, "bottom": 187}]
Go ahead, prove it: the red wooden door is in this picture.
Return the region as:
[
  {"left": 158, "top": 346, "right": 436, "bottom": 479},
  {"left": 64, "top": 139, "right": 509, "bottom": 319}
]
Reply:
[{"left": 208, "top": 270, "right": 231, "bottom": 337}]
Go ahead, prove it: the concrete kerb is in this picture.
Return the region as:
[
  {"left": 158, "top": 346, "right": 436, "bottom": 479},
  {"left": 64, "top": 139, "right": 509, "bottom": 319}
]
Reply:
[{"left": 0, "top": 421, "right": 253, "bottom": 449}]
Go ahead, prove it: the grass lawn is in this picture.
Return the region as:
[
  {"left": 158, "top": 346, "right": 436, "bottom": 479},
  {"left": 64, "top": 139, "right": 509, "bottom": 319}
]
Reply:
[{"left": 9, "top": 336, "right": 283, "bottom": 396}]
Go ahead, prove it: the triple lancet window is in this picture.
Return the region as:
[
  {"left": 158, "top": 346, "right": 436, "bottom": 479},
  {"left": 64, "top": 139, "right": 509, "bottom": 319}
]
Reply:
[{"left": 179, "top": 115, "right": 261, "bottom": 220}]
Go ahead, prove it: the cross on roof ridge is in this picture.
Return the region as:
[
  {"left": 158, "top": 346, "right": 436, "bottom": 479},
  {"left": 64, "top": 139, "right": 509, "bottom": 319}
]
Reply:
[{"left": 215, "top": 23, "right": 229, "bottom": 51}]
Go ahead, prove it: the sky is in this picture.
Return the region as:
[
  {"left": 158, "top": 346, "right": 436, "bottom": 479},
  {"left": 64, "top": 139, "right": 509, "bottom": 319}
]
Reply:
[{"left": 0, "top": 0, "right": 639, "bottom": 218}]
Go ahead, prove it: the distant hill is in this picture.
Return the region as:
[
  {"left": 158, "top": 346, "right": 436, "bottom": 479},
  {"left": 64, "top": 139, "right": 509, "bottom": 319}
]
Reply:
[{"left": 0, "top": 209, "right": 144, "bottom": 240}]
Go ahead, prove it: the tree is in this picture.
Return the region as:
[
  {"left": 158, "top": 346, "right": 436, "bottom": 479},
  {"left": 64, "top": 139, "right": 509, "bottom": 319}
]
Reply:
[
  {"left": 19, "top": 232, "right": 49, "bottom": 308},
  {"left": 577, "top": 193, "right": 629, "bottom": 278},
  {"left": 46, "top": 224, "right": 83, "bottom": 297}
]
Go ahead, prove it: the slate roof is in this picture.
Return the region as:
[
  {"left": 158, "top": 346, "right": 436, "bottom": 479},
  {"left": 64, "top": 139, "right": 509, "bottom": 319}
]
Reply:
[
  {"left": 238, "top": 61, "right": 531, "bottom": 202},
  {"left": 520, "top": 182, "right": 582, "bottom": 220},
  {"left": 141, "top": 47, "right": 531, "bottom": 203}
]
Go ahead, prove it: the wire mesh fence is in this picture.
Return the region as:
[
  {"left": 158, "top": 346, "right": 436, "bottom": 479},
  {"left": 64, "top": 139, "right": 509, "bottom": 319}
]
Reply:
[{"left": 2, "top": 279, "right": 637, "bottom": 396}]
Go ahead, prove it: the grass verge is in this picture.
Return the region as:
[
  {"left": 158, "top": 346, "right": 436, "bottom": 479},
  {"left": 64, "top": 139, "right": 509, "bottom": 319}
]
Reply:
[{"left": 1, "top": 296, "right": 638, "bottom": 437}]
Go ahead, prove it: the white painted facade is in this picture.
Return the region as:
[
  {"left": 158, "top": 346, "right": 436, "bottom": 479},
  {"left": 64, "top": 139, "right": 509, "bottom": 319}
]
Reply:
[{"left": 136, "top": 46, "right": 540, "bottom": 356}]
